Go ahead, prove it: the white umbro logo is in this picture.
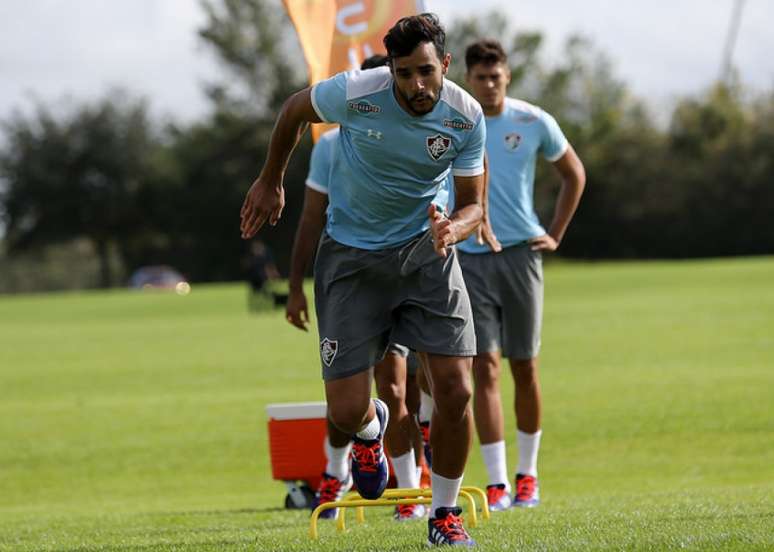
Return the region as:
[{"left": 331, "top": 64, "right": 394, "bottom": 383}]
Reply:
[
  {"left": 367, "top": 129, "right": 383, "bottom": 140},
  {"left": 320, "top": 337, "right": 338, "bottom": 367}
]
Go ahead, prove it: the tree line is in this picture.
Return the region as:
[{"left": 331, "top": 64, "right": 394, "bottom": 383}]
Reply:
[{"left": 1, "top": 1, "right": 772, "bottom": 291}]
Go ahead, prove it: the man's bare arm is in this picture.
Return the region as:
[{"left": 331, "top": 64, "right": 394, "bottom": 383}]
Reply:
[
  {"left": 286, "top": 187, "right": 328, "bottom": 331},
  {"left": 240, "top": 88, "right": 322, "bottom": 239},
  {"left": 475, "top": 154, "right": 502, "bottom": 252},
  {"left": 530, "top": 145, "right": 586, "bottom": 252},
  {"left": 288, "top": 188, "right": 328, "bottom": 292}
]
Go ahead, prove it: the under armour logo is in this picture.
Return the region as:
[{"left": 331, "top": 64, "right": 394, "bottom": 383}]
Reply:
[{"left": 367, "top": 129, "right": 383, "bottom": 140}]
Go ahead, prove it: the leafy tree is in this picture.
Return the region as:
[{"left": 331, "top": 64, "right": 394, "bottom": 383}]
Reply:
[
  {"left": 444, "top": 12, "right": 542, "bottom": 94},
  {"left": 198, "top": 0, "right": 306, "bottom": 116},
  {"left": 0, "top": 92, "right": 159, "bottom": 287}
]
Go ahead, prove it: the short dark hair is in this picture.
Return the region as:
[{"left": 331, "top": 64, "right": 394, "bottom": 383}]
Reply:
[
  {"left": 361, "top": 54, "right": 389, "bottom": 70},
  {"left": 383, "top": 13, "right": 445, "bottom": 61},
  {"left": 465, "top": 39, "right": 507, "bottom": 71}
]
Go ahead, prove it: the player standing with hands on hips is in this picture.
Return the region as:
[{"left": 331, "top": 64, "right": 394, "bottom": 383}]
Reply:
[{"left": 459, "top": 39, "right": 586, "bottom": 510}]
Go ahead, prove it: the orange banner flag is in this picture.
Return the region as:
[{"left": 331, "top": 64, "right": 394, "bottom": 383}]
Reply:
[{"left": 283, "top": 0, "right": 427, "bottom": 139}]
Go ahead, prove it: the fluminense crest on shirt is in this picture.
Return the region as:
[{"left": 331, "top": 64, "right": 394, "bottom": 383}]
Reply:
[
  {"left": 426, "top": 134, "right": 451, "bottom": 161},
  {"left": 320, "top": 337, "right": 338, "bottom": 367},
  {"left": 504, "top": 132, "right": 522, "bottom": 151},
  {"left": 347, "top": 99, "right": 381, "bottom": 114},
  {"left": 443, "top": 118, "right": 474, "bottom": 131}
]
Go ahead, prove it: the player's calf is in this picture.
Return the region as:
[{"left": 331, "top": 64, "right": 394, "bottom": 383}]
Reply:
[{"left": 351, "top": 398, "right": 390, "bottom": 499}]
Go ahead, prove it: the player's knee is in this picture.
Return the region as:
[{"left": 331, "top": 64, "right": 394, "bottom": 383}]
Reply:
[
  {"left": 375, "top": 379, "right": 405, "bottom": 409},
  {"left": 433, "top": 379, "right": 472, "bottom": 423},
  {"left": 328, "top": 400, "right": 370, "bottom": 434},
  {"left": 511, "top": 357, "right": 538, "bottom": 387},
  {"left": 473, "top": 353, "right": 501, "bottom": 389}
]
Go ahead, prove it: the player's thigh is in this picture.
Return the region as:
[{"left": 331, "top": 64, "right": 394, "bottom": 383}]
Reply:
[
  {"left": 391, "top": 246, "right": 476, "bottom": 357},
  {"left": 459, "top": 251, "right": 502, "bottom": 355},
  {"left": 499, "top": 245, "right": 544, "bottom": 360},
  {"left": 314, "top": 233, "right": 394, "bottom": 381}
]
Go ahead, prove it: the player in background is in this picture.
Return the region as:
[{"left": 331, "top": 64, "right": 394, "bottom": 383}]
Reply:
[
  {"left": 459, "top": 39, "right": 586, "bottom": 510},
  {"left": 242, "top": 14, "right": 488, "bottom": 546}
]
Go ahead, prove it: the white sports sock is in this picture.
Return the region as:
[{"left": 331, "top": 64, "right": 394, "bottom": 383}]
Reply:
[
  {"left": 355, "top": 413, "right": 380, "bottom": 440},
  {"left": 480, "top": 440, "right": 510, "bottom": 491},
  {"left": 430, "top": 471, "right": 463, "bottom": 517},
  {"left": 324, "top": 437, "right": 352, "bottom": 481},
  {"left": 391, "top": 450, "right": 419, "bottom": 489},
  {"left": 517, "top": 430, "right": 542, "bottom": 477},
  {"left": 419, "top": 391, "right": 433, "bottom": 423}
]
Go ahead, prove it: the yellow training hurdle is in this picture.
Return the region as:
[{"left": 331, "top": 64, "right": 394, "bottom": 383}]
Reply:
[{"left": 309, "top": 486, "right": 489, "bottom": 540}]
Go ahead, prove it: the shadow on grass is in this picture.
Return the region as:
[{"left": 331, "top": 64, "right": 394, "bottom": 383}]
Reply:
[
  {"left": 60, "top": 539, "right": 255, "bottom": 552},
  {"left": 144, "top": 506, "right": 287, "bottom": 517}
]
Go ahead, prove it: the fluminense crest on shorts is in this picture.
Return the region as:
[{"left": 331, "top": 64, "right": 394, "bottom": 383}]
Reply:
[
  {"left": 347, "top": 100, "right": 381, "bottom": 114},
  {"left": 426, "top": 134, "right": 451, "bottom": 161},
  {"left": 320, "top": 337, "right": 338, "bottom": 367},
  {"left": 504, "top": 132, "right": 522, "bottom": 151},
  {"left": 443, "top": 118, "right": 474, "bottom": 131}
]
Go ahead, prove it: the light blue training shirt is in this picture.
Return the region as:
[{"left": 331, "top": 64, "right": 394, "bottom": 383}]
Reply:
[
  {"left": 306, "top": 127, "right": 453, "bottom": 213},
  {"left": 457, "top": 97, "right": 568, "bottom": 254},
  {"left": 310, "top": 66, "right": 485, "bottom": 250}
]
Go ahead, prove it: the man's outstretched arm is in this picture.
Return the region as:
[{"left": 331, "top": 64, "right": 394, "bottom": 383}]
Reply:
[{"left": 240, "top": 88, "right": 322, "bottom": 239}]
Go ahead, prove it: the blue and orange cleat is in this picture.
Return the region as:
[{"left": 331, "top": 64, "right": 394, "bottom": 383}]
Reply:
[
  {"left": 351, "top": 398, "right": 389, "bottom": 499},
  {"left": 427, "top": 507, "right": 475, "bottom": 547},
  {"left": 313, "top": 472, "right": 353, "bottom": 519},
  {"left": 486, "top": 483, "right": 512, "bottom": 512},
  {"left": 512, "top": 474, "right": 540, "bottom": 508}
]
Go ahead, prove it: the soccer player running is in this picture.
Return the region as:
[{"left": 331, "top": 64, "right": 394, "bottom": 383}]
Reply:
[
  {"left": 285, "top": 54, "right": 429, "bottom": 522},
  {"left": 241, "top": 14, "right": 486, "bottom": 547},
  {"left": 458, "top": 39, "right": 586, "bottom": 510}
]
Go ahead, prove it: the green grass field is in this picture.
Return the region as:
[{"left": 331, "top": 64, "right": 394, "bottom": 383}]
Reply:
[{"left": 1, "top": 257, "right": 773, "bottom": 551}]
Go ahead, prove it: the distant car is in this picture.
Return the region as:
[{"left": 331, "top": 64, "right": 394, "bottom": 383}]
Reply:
[{"left": 128, "top": 265, "right": 190, "bottom": 295}]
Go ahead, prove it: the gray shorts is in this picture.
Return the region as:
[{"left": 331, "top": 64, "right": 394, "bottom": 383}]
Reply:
[
  {"left": 314, "top": 231, "right": 476, "bottom": 381},
  {"left": 458, "top": 244, "right": 543, "bottom": 360},
  {"left": 385, "top": 343, "right": 419, "bottom": 375}
]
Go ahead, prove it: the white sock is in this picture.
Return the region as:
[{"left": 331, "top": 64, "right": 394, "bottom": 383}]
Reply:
[
  {"left": 416, "top": 465, "right": 423, "bottom": 483},
  {"left": 419, "top": 391, "right": 433, "bottom": 423},
  {"left": 430, "top": 471, "right": 463, "bottom": 517},
  {"left": 517, "top": 429, "right": 542, "bottom": 477},
  {"left": 480, "top": 440, "right": 510, "bottom": 491},
  {"left": 355, "top": 412, "right": 380, "bottom": 441},
  {"left": 391, "top": 450, "right": 419, "bottom": 489},
  {"left": 324, "top": 437, "right": 351, "bottom": 481}
]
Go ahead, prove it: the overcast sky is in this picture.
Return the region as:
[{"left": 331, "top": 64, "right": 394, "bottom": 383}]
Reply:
[{"left": 1, "top": 0, "right": 772, "bottom": 123}]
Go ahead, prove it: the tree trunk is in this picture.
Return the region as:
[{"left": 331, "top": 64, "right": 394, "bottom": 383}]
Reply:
[{"left": 95, "top": 239, "right": 112, "bottom": 289}]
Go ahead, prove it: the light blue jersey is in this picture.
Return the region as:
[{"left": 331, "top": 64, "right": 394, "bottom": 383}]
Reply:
[
  {"left": 311, "top": 66, "right": 485, "bottom": 250},
  {"left": 306, "top": 127, "right": 453, "bottom": 212},
  {"left": 458, "top": 98, "right": 568, "bottom": 254},
  {"left": 305, "top": 128, "right": 339, "bottom": 194}
]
